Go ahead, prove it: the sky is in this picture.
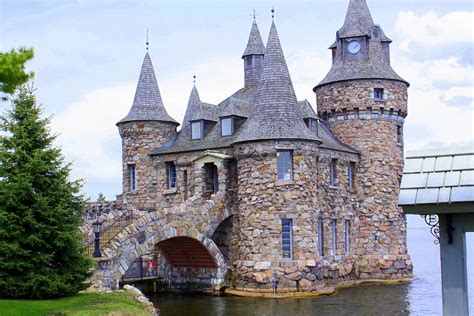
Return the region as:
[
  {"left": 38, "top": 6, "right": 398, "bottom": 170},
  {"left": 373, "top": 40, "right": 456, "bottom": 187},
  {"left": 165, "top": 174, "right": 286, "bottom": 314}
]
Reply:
[{"left": 0, "top": 0, "right": 473, "bottom": 201}]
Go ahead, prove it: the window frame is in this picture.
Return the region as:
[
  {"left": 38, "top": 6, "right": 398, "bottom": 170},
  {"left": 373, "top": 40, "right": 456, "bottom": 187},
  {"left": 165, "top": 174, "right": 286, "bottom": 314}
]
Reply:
[
  {"left": 331, "top": 219, "right": 337, "bottom": 255},
  {"left": 128, "top": 164, "right": 136, "bottom": 192},
  {"left": 318, "top": 219, "right": 324, "bottom": 257},
  {"left": 374, "top": 88, "right": 384, "bottom": 100},
  {"left": 277, "top": 150, "right": 294, "bottom": 181},
  {"left": 166, "top": 162, "right": 177, "bottom": 189},
  {"left": 281, "top": 218, "right": 293, "bottom": 260},
  {"left": 220, "top": 117, "right": 234, "bottom": 137},
  {"left": 329, "top": 159, "right": 337, "bottom": 187},
  {"left": 348, "top": 162, "right": 355, "bottom": 189},
  {"left": 190, "top": 120, "right": 203, "bottom": 140},
  {"left": 344, "top": 220, "right": 350, "bottom": 255}
]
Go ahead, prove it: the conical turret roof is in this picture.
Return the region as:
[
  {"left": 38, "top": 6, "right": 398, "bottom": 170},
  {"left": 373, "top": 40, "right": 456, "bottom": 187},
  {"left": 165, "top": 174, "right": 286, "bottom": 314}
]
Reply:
[
  {"left": 117, "top": 52, "right": 178, "bottom": 125},
  {"left": 338, "top": 0, "right": 374, "bottom": 38},
  {"left": 315, "top": 0, "right": 409, "bottom": 88},
  {"left": 235, "top": 21, "right": 319, "bottom": 143},
  {"left": 242, "top": 20, "right": 266, "bottom": 58},
  {"left": 181, "top": 84, "right": 201, "bottom": 128}
]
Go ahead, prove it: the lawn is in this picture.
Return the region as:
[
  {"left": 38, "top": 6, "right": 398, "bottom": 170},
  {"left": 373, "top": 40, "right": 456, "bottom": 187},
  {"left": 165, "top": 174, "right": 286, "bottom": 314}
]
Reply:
[{"left": 0, "top": 291, "right": 152, "bottom": 316}]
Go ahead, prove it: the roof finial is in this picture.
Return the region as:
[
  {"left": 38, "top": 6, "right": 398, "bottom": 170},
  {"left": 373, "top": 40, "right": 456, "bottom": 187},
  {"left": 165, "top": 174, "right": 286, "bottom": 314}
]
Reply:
[
  {"left": 146, "top": 28, "right": 149, "bottom": 51},
  {"left": 193, "top": 74, "right": 196, "bottom": 85},
  {"left": 271, "top": 6, "right": 275, "bottom": 19},
  {"left": 251, "top": 7, "right": 258, "bottom": 21}
]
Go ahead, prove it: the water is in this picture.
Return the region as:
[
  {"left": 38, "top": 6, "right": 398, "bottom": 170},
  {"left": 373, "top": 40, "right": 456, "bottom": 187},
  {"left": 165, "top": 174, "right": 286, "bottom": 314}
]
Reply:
[{"left": 149, "top": 218, "right": 474, "bottom": 315}]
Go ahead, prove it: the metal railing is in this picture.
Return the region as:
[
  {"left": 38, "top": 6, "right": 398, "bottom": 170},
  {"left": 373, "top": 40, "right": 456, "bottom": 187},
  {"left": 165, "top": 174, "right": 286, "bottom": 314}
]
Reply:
[
  {"left": 86, "top": 210, "right": 132, "bottom": 256},
  {"left": 121, "top": 257, "right": 159, "bottom": 281}
]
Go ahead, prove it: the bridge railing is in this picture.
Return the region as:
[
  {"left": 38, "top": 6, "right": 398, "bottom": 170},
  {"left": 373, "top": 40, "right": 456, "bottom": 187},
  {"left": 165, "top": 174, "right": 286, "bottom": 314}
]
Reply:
[
  {"left": 86, "top": 210, "right": 132, "bottom": 256},
  {"left": 121, "top": 257, "right": 159, "bottom": 281}
]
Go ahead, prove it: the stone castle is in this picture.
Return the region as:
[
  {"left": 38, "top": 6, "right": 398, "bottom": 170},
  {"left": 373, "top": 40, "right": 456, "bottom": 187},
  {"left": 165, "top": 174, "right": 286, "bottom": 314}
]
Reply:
[{"left": 87, "top": 0, "right": 412, "bottom": 293}]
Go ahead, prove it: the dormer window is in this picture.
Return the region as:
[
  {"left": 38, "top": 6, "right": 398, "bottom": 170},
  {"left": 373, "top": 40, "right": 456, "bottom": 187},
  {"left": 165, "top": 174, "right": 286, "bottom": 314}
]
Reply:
[
  {"left": 307, "top": 118, "right": 319, "bottom": 136},
  {"left": 191, "top": 121, "right": 202, "bottom": 140},
  {"left": 374, "top": 88, "right": 384, "bottom": 100},
  {"left": 221, "top": 117, "right": 233, "bottom": 137}
]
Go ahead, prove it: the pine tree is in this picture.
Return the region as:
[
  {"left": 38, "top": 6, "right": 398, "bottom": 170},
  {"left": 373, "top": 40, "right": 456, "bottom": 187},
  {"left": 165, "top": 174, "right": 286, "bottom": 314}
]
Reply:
[
  {"left": 0, "top": 48, "right": 34, "bottom": 96},
  {"left": 0, "top": 86, "right": 92, "bottom": 299}
]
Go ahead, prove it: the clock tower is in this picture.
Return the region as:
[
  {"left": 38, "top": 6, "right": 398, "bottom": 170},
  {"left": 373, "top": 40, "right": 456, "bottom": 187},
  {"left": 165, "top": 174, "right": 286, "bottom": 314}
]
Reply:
[{"left": 314, "top": 0, "right": 411, "bottom": 257}]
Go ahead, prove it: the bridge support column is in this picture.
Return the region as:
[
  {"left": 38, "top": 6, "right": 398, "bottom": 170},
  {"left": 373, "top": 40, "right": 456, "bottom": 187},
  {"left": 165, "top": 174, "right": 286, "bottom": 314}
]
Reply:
[{"left": 439, "top": 214, "right": 469, "bottom": 316}]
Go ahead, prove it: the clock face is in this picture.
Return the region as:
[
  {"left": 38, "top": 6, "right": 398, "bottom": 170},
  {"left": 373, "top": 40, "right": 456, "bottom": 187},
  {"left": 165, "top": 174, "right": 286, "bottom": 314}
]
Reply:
[{"left": 348, "top": 41, "right": 361, "bottom": 54}]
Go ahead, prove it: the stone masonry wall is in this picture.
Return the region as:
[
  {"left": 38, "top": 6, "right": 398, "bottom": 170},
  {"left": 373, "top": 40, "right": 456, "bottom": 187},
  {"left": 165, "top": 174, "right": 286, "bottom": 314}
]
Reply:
[
  {"left": 315, "top": 79, "right": 409, "bottom": 257},
  {"left": 118, "top": 121, "right": 177, "bottom": 211}
]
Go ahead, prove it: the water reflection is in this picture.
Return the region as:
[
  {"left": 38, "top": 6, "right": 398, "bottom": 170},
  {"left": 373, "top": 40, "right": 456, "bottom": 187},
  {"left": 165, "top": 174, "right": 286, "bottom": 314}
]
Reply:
[
  {"left": 150, "top": 283, "right": 410, "bottom": 316},
  {"left": 148, "top": 219, "right": 474, "bottom": 315}
]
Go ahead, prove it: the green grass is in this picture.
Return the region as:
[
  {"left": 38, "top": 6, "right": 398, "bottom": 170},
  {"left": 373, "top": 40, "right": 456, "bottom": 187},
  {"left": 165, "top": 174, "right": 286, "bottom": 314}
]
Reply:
[{"left": 0, "top": 291, "right": 152, "bottom": 316}]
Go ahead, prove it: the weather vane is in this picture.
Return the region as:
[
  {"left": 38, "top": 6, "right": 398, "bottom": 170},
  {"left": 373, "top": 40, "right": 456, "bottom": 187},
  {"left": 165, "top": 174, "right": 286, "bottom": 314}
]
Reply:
[
  {"left": 146, "top": 28, "right": 149, "bottom": 50},
  {"left": 251, "top": 8, "right": 258, "bottom": 21},
  {"left": 271, "top": 6, "right": 275, "bottom": 19},
  {"left": 193, "top": 74, "right": 196, "bottom": 84}
]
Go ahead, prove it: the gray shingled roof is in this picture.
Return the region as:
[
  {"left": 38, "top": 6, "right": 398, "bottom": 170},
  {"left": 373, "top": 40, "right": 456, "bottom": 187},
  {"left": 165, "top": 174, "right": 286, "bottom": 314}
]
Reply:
[
  {"left": 338, "top": 0, "right": 374, "bottom": 39},
  {"left": 242, "top": 20, "right": 266, "bottom": 58},
  {"left": 181, "top": 85, "right": 200, "bottom": 128},
  {"left": 299, "top": 100, "right": 318, "bottom": 119},
  {"left": 218, "top": 86, "right": 256, "bottom": 118},
  {"left": 117, "top": 53, "right": 178, "bottom": 125},
  {"left": 316, "top": 0, "right": 408, "bottom": 88},
  {"left": 234, "top": 21, "right": 320, "bottom": 143},
  {"left": 190, "top": 102, "right": 219, "bottom": 122}
]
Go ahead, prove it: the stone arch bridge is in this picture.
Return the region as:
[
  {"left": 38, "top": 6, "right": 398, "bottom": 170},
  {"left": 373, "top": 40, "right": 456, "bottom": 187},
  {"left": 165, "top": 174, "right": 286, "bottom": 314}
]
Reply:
[{"left": 83, "top": 192, "right": 233, "bottom": 291}]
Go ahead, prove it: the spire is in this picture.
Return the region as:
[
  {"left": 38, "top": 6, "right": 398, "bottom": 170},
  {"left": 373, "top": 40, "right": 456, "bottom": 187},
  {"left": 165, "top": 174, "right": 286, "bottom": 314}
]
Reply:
[
  {"left": 338, "top": 0, "right": 374, "bottom": 38},
  {"left": 117, "top": 53, "right": 178, "bottom": 125},
  {"left": 235, "top": 21, "right": 319, "bottom": 143},
  {"left": 181, "top": 80, "right": 201, "bottom": 129},
  {"left": 315, "top": 0, "right": 408, "bottom": 88},
  {"left": 242, "top": 20, "right": 265, "bottom": 58}
]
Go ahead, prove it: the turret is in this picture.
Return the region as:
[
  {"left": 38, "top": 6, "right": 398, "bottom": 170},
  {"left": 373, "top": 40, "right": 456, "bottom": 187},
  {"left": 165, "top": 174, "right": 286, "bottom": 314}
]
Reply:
[
  {"left": 116, "top": 52, "right": 179, "bottom": 208},
  {"left": 242, "top": 19, "right": 266, "bottom": 87},
  {"left": 314, "top": 0, "right": 409, "bottom": 255}
]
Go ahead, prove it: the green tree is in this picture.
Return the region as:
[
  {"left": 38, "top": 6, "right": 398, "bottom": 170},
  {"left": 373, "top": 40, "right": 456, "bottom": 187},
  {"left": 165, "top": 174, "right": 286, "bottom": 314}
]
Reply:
[
  {"left": 97, "top": 192, "right": 106, "bottom": 202},
  {"left": 0, "top": 48, "right": 34, "bottom": 96},
  {"left": 0, "top": 86, "right": 92, "bottom": 299}
]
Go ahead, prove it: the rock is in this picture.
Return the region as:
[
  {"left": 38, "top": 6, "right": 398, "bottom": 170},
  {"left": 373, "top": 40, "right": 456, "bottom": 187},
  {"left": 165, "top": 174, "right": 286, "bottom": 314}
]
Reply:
[
  {"left": 305, "top": 273, "right": 316, "bottom": 281},
  {"left": 254, "top": 261, "right": 272, "bottom": 270},
  {"left": 285, "top": 271, "right": 303, "bottom": 281}
]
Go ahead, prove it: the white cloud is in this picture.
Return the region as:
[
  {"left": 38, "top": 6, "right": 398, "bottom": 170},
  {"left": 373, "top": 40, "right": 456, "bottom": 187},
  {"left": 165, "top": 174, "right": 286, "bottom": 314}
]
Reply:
[
  {"left": 395, "top": 11, "right": 474, "bottom": 51},
  {"left": 51, "top": 84, "right": 134, "bottom": 184}
]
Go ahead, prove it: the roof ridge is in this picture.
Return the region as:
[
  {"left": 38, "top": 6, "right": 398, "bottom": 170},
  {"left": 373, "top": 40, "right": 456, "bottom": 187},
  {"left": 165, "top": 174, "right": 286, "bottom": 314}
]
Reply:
[{"left": 117, "top": 52, "right": 178, "bottom": 125}]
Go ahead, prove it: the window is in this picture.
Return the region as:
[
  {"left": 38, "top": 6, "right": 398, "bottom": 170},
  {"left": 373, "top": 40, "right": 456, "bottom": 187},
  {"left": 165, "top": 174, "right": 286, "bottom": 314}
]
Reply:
[
  {"left": 277, "top": 150, "right": 293, "bottom": 181},
  {"left": 191, "top": 121, "right": 202, "bottom": 140},
  {"left": 254, "top": 55, "right": 263, "bottom": 67},
  {"left": 397, "top": 125, "right": 402, "bottom": 143},
  {"left": 128, "top": 164, "right": 136, "bottom": 192},
  {"left": 329, "top": 159, "right": 337, "bottom": 187},
  {"left": 348, "top": 162, "right": 355, "bottom": 189},
  {"left": 183, "top": 170, "right": 188, "bottom": 199},
  {"left": 331, "top": 219, "right": 337, "bottom": 255},
  {"left": 221, "top": 117, "right": 233, "bottom": 136},
  {"left": 245, "top": 57, "right": 252, "bottom": 68},
  {"left": 344, "top": 220, "right": 350, "bottom": 255},
  {"left": 166, "top": 162, "right": 176, "bottom": 189},
  {"left": 282, "top": 219, "right": 293, "bottom": 259},
  {"left": 374, "top": 88, "right": 384, "bottom": 100},
  {"left": 318, "top": 219, "right": 324, "bottom": 256},
  {"left": 204, "top": 163, "right": 218, "bottom": 194},
  {"left": 308, "top": 118, "right": 319, "bottom": 136}
]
